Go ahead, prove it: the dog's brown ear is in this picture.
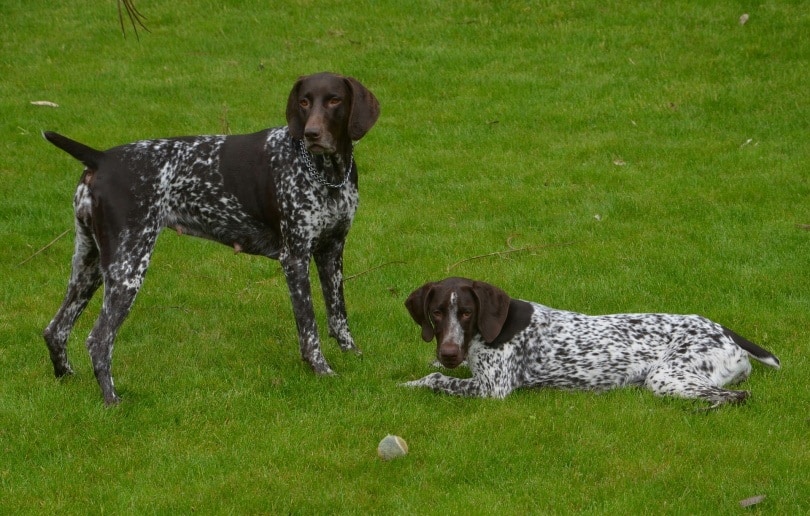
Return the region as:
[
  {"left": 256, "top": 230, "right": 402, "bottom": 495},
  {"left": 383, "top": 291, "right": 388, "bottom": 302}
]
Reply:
[
  {"left": 471, "top": 281, "right": 511, "bottom": 343},
  {"left": 285, "top": 77, "right": 305, "bottom": 139},
  {"left": 344, "top": 76, "right": 380, "bottom": 141},
  {"left": 405, "top": 283, "right": 435, "bottom": 342}
]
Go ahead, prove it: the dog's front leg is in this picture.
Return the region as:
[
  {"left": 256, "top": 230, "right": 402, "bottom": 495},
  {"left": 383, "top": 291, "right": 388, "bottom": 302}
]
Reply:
[
  {"left": 314, "top": 241, "right": 359, "bottom": 354},
  {"left": 400, "top": 372, "right": 512, "bottom": 398},
  {"left": 279, "top": 250, "right": 333, "bottom": 375}
]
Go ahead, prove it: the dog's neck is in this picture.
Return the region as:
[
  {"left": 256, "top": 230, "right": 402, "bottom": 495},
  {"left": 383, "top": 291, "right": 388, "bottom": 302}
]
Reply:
[{"left": 297, "top": 139, "right": 354, "bottom": 189}]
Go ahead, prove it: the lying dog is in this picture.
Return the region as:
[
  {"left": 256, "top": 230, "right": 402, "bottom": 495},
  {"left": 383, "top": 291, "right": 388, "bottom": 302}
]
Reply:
[
  {"left": 42, "top": 72, "right": 379, "bottom": 404},
  {"left": 402, "top": 277, "right": 780, "bottom": 406}
]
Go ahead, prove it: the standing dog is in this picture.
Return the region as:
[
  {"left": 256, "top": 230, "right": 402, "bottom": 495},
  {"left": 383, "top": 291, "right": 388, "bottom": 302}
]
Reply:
[
  {"left": 43, "top": 72, "right": 379, "bottom": 404},
  {"left": 403, "top": 278, "right": 780, "bottom": 407}
]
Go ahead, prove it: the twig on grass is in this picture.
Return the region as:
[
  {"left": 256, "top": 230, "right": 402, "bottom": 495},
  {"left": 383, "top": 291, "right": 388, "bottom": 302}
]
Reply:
[
  {"left": 797, "top": 224, "right": 810, "bottom": 231},
  {"left": 345, "top": 261, "right": 405, "bottom": 281},
  {"left": 446, "top": 240, "right": 577, "bottom": 272},
  {"left": 18, "top": 228, "right": 71, "bottom": 267},
  {"left": 146, "top": 305, "right": 192, "bottom": 314}
]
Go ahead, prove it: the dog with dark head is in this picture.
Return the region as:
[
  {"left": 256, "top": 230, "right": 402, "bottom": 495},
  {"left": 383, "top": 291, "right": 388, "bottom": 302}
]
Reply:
[
  {"left": 42, "top": 72, "right": 379, "bottom": 404},
  {"left": 403, "top": 277, "right": 780, "bottom": 406}
]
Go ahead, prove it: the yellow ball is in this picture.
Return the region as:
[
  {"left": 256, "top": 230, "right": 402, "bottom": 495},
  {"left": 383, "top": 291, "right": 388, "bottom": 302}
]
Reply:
[{"left": 377, "top": 434, "right": 408, "bottom": 460}]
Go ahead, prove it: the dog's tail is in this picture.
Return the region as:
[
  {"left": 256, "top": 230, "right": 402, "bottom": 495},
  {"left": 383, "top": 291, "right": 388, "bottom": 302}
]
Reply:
[
  {"left": 722, "top": 326, "right": 781, "bottom": 369},
  {"left": 43, "top": 131, "right": 105, "bottom": 169}
]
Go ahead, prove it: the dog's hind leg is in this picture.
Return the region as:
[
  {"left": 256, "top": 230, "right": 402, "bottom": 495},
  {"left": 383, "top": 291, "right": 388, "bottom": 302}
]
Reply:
[
  {"left": 43, "top": 220, "right": 102, "bottom": 378},
  {"left": 86, "top": 231, "right": 159, "bottom": 405},
  {"left": 645, "top": 362, "right": 750, "bottom": 408}
]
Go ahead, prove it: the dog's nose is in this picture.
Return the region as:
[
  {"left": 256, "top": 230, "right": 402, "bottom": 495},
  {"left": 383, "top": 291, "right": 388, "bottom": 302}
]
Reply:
[
  {"left": 440, "top": 349, "right": 457, "bottom": 360},
  {"left": 304, "top": 127, "right": 321, "bottom": 140},
  {"left": 438, "top": 342, "right": 462, "bottom": 367}
]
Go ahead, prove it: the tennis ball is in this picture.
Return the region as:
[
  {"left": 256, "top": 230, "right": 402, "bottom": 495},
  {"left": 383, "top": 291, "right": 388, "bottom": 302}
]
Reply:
[{"left": 377, "top": 434, "right": 408, "bottom": 460}]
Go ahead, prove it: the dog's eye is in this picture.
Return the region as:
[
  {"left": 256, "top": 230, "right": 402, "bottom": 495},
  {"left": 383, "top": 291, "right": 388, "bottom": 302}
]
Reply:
[
  {"left": 460, "top": 310, "right": 472, "bottom": 319},
  {"left": 328, "top": 97, "right": 342, "bottom": 107},
  {"left": 431, "top": 310, "right": 443, "bottom": 320},
  {"left": 299, "top": 98, "right": 310, "bottom": 109}
]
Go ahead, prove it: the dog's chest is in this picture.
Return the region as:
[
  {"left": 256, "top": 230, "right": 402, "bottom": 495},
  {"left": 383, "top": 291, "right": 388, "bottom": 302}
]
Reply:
[
  {"left": 276, "top": 160, "right": 358, "bottom": 239},
  {"left": 276, "top": 148, "right": 357, "bottom": 236}
]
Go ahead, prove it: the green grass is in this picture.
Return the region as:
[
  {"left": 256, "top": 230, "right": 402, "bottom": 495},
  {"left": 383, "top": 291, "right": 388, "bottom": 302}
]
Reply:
[{"left": 1, "top": 0, "right": 808, "bottom": 513}]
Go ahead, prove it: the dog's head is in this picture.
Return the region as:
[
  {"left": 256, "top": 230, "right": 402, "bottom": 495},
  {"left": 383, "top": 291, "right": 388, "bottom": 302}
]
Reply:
[
  {"left": 405, "top": 278, "right": 511, "bottom": 368},
  {"left": 286, "top": 72, "right": 380, "bottom": 155}
]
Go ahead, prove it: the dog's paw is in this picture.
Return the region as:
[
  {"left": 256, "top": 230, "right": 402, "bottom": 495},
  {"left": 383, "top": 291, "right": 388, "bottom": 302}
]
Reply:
[
  {"left": 400, "top": 373, "right": 442, "bottom": 389},
  {"left": 306, "top": 353, "right": 336, "bottom": 376},
  {"left": 399, "top": 380, "right": 418, "bottom": 388},
  {"left": 54, "top": 364, "right": 75, "bottom": 378},
  {"left": 314, "top": 365, "right": 337, "bottom": 376},
  {"left": 341, "top": 343, "right": 362, "bottom": 355}
]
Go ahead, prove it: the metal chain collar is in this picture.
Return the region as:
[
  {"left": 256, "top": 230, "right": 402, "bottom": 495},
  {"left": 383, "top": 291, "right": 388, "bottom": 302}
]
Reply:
[{"left": 297, "top": 138, "right": 354, "bottom": 189}]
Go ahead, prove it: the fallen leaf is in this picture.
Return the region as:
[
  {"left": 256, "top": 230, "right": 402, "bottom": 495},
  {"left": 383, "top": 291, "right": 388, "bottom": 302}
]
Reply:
[
  {"left": 739, "top": 13, "right": 750, "bottom": 25},
  {"left": 739, "top": 494, "right": 765, "bottom": 508}
]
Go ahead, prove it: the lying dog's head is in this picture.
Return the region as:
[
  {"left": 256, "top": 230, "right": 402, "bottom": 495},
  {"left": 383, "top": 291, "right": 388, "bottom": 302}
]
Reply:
[
  {"left": 405, "top": 278, "right": 511, "bottom": 368},
  {"left": 286, "top": 72, "right": 380, "bottom": 155}
]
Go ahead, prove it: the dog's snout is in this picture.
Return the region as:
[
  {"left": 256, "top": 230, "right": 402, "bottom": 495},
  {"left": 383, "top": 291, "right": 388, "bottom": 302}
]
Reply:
[
  {"left": 438, "top": 341, "right": 463, "bottom": 368},
  {"left": 304, "top": 126, "right": 321, "bottom": 140},
  {"left": 440, "top": 347, "right": 458, "bottom": 360}
]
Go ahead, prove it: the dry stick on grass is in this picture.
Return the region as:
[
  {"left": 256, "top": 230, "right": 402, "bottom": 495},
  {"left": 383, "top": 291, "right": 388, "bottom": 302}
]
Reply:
[
  {"left": 18, "top": 228, "right": 71, "bottom": 267},
  {"left": 446, "top": 240, "right": 577, "bottom": 272},
  {"left": 797, "top": 224, "right": 810, "bottom": 231},
  {"left": 345, "top": 261, "right": 405, "bottom": 281}
]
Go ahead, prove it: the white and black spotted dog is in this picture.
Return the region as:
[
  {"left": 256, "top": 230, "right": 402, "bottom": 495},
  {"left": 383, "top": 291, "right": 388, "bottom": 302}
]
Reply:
[
  {"left": 402, "top": 277, "right": 780, "bottom": 407},
  {"left": 42, "top": 72, "right": 379, "bottom": 404}
]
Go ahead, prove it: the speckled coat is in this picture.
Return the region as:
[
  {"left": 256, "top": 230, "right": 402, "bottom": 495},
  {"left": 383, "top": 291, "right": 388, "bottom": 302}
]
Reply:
[
  {"left": 403, "top": 278, "right": 780, "bottom": 406},
  {"left": 42, "top": 73, "right": 379, "bottom": 404}
]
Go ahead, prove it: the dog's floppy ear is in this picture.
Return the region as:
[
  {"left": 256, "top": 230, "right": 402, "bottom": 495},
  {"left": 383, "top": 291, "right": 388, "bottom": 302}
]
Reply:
[
  {"left": 471, "top": 281, "right": 511, "bottom": 344},
  {"left": 405, "top": 283, "right": 436, "bottom": 342},
  {"left": 285, "top": 76, "right": 305, "bottom": 139},
  {"left": 344, "top": 76, "right": 380, "bottom": 141}
]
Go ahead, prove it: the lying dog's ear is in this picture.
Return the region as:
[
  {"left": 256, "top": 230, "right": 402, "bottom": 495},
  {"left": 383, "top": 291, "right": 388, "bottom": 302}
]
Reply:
[
  {"left": 344, "top": 76, "right": 380, "bottom": 141},
  {"left": 405, "top": 283, "right": 435, "bottom": 342},
  {"left": 471, "top": 281, "right": 511, "bottom": 344},
  {"left": 285, "top": 77, "right": 305, "bottom": 139}
]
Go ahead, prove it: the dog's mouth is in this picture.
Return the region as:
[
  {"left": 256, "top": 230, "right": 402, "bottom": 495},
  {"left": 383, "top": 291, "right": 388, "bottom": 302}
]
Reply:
[
  {"left": 437, "top": 344, "right": 466, "bottom": 369},
  {"left": 438, "top": 357, "right": 464, "bottom": 369},
  {"left": 304, "top": 140, "right": 335, "bottom": 155}
]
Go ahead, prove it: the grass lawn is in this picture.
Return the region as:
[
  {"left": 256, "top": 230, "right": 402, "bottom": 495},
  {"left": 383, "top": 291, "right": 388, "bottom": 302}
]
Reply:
[{"left": 1, "top": 0, "right": 808, "bottom": 513}]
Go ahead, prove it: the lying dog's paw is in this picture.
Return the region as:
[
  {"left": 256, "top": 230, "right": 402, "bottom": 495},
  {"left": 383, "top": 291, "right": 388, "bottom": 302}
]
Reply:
[{"left": 400, "top": 372, "right": 443, "bottom": 389}]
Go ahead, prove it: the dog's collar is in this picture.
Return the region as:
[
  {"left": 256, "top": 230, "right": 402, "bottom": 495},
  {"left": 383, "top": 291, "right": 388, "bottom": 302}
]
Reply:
[{"left": 296, "top": 138, "right": 354, "bottom": 189}]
